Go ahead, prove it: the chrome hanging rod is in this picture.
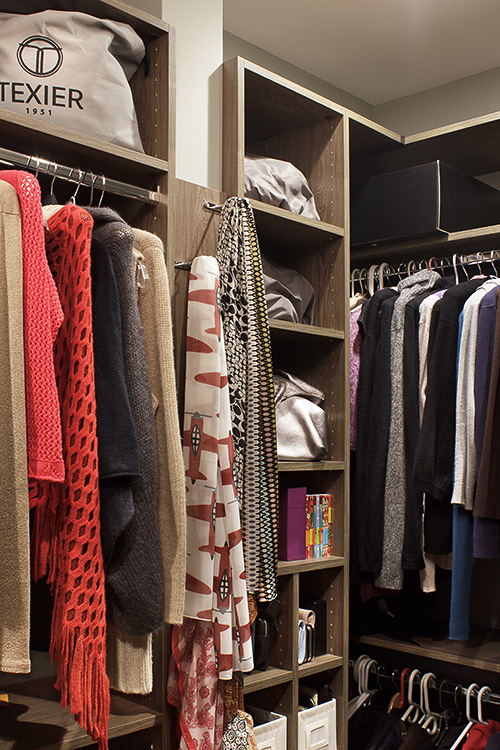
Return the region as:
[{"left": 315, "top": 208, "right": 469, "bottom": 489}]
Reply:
[
  {"left": 0, "top": 148, "right": 161, "bottom": 204},
  {"left": 351, "top": 249, "right": 500, "bottom": 288}
]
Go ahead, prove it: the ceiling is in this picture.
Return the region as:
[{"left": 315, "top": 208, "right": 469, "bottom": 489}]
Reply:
[{"left": 223, "top": 0, "right": 500, "bottom": 106}]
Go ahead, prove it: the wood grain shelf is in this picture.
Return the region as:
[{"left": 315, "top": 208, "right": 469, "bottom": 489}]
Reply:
[
  {"left": 0, "top": 676, "right": 161, "bottom": 749},
  {"left": 0, "top": 110, "right": 169, "bottom": 185},
  {"left": 278, "top": 460, "right": 344, "bottom": 473},
  {"left": 269, "top": 319, "right": 344, "bottom": 340},
  {"left": 353, "top": 630, "right": 500, "bottom": 675},
  {"left": 350, "top": 223, "right": 500, "bottom": 265},
  {"left": 278, "top": 556, "right": 345, "bottom": 576},
  {"left": 298, "top": 654, "right": 344, "bottom": 678},
  {"left": 243, "top": 667, "right": 293, "bottom": 694},
  {"left": 250, "top": 200, "right": 344, "bottom": 244},
  {"left": 224, "top": 55, "right": 349, "bottom": 750}
]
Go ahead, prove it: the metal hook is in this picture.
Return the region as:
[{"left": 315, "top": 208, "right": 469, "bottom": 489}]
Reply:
[
  {"left": 27, "top": 155, "right": 40, "bottom": 179},
  {"left": 89, "top": 172, "right": 98, "bottom": 206},
  {"left": 70, "top": 168, "right": 83, "bottom": 204},
  {"left": 396, "top": 263, "right": 406, "bottom": 281},
  {"left": 49, "top": 163, "right": 58, "bottom": 193},
  {"left": 97, "top": 175, "right": 106, "bottom": 207},
  {"left": 407, "top": 259, "right": 418, "bottom": 276},
  {"left": 204, "top": 201, "right": 223, "bottom": 213}
]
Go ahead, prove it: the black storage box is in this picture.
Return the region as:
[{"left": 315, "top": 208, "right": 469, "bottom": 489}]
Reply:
[{"left": 351, "top": 160, "right": 500, "bottom": 247}]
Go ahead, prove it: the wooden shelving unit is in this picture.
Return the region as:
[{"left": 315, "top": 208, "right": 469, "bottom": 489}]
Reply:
[
  {"left": 353, "top": 630, "right": 500, "bottom": 676},
  {"left": 0, "top": 1, "right": 174, "bottom": 748},
  {"left": 223, "top": 56, "right": 350, "bottom": 750},
  {"left": 0, "top": 677, "right": 162, "bottom": 750}
]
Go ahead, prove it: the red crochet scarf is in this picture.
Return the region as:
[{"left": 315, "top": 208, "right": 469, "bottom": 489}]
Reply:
[{"left": 31, "top": 204, "right": 109, "bottom": 748}]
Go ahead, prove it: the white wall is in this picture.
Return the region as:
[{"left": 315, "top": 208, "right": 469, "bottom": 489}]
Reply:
[
  {"left": 161, "top": 0, "right": 223, "bottom": 189},
  {"left": 224, "top": 32, "right": 373, "bottom": 119},
  {"left": 374, "top": 65, "right": 500, "bottom": 136}
]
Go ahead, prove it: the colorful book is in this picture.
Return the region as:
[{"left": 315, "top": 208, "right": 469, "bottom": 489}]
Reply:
[{"left": 306, "top": 493, "right": 332, "bottom": 558}]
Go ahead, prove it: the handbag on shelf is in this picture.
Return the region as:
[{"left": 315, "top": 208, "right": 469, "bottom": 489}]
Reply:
[
  {"left": 0, "top": 10, "right": 145, "bottom": 151},
  {"left": 274, "top": 370, "right": 329, "bottom": 461},
  {"left": 251, "top": 594, "right": 282, "bottom": 672}
]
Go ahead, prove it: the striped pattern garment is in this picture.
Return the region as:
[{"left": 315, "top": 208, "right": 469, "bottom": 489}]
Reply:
[{"left": 216, "top": 197, "right": 279, "bottom": 602}]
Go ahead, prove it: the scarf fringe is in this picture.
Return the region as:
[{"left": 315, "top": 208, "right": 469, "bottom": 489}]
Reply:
[
  {"left": 31, "top": 503, "right": 110, "bottom": 749},
  {"left": 52, "top": 626, "right": 110, "bottom": 749}
]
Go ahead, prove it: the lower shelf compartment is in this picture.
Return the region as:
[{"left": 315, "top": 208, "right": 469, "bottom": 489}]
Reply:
[
  {"left": 0, "top": 676, "right": 161, "bottom": 749},
  {"left": 353, "top": 628, "right": 500, "bottom": 674}
]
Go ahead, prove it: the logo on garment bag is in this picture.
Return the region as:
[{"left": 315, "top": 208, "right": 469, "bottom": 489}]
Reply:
[{"left": 17, "top": 36, "right": 63, "bottom": 77}]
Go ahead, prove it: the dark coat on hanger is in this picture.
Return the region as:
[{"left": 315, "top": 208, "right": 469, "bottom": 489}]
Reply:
[{"left": 355, "top": 289, "right": 397, "bottom": 577}]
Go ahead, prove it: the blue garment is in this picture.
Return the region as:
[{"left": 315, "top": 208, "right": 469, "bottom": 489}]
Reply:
[{"left": 449, "top": 505, "right": 474, "bottom": 640}]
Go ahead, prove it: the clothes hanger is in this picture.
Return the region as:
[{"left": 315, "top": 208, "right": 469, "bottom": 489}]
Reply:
[
  {"left": 351, "top": 268, "right": 360, "bottom": 298},
  {"left": 448, "top": 683, "right": 480, "bottom": 750},
  {"left": 368, "top": 265, "right": 378, "bottom": 296},
  {"left": 69, "top": 168, "right": 83, "bottom": 204},
  {"left": 348, "top": 655, "right": 378, "bottom": 719},
  {"left": 401, "top": 669, "right": 422, "bottom": 723},
  {"left": 378, "top": 262, "right": 389, "bottom": 290},
  {"left": 396, "top": 667, "right": 411, "bottom": 710},
  {"left": 476, "top": 685, "right": 491, "bottom": 725},
  {"left": 452, "top": 253, "right": 462, "bottom": 285},
  {"left": 407, "top": 259, "right": 418, "bottom": 276},
  {"left": 97, "top": 175, "right": 106, "bottom": 207},
  {"left": 418, "top": 672, "right": 440, "bottom": 736}
]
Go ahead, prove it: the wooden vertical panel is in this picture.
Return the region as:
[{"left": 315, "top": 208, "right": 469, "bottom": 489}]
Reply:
[
  {"left": 340, "top": 114, "right": 351, "bottom": 750},
  {"left": 171, "top": 178, "right": 226, "bottom": 416},
  {"left": 223, "top": 58, "right": 246, "bottom": 198},
  {"left": 130, "top": 34, "right": 171, "bottom": 160}
]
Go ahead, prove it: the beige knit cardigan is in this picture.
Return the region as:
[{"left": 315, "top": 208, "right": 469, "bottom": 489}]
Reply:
[
  {"left": 134, "top": 228, "right": 186, "bottom": 623},
  {"left": 107, "top": 229, "right": 186, "bottom": 694},
  {"left": 0, "top": 180, "right": 31, "bottom": 673}
]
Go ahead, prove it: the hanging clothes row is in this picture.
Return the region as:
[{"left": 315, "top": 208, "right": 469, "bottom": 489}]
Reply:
[
  {"left": 349, "top": 654, "right": 500, "bottom": 750},
  {"left": 0, "top": 168, "right": 185, "bottom": 749},
  {"left": 350, "top": 249, "right": 500, "bottom": 643}
]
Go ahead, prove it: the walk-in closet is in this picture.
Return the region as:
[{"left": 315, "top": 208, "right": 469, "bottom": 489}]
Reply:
[{"left": 2, "top": 2, "right": 500, "bottom": 749}]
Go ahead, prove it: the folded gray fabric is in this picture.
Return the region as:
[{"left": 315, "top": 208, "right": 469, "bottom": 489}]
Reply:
[
  {"left": 262, "top": 254, "right": 316, "bottom": 325},
  {"left": 245, "top": 154, "right": 320, "bottom": 219},
  {"left": 274, "top": 370, "right": 329, "bottom": 461}
]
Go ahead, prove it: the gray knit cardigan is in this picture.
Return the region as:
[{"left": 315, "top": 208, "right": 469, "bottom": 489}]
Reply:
[{"left": 88, "top": 207, "right": 163, "bottom": 636}]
